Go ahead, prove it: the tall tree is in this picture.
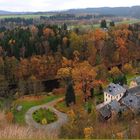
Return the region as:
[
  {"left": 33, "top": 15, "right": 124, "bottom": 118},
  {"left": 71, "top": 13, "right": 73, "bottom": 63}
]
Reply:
[
  {"left": 100, "top": 20, "right": 107, "bottom": 28},
  {"left": 65, "top": 78, "right": 76, "bottom": 107}
]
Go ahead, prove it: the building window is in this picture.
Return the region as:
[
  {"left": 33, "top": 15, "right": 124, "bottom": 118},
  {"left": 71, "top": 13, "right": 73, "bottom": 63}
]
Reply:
[
  {"left": 116, "top": 96, "right": 118, "bottom": 99},
  {"left": 120, "top": 94, "right": 121, "bottom": 97},
  {"left": 108, "top": 95, "right": 110, "bottom": 98},
  {"left": 106, "top": 99, "right": 107, "bottom": 101}
]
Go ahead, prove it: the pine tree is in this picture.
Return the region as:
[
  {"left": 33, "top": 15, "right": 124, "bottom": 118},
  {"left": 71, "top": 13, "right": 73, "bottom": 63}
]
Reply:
[
  {"left": 100, "top": 20, "right": 107, "bottom": 28},
  {"left": 65, "top": 79, "right": 76, "bottom": 107},
  {"left": 110, "top": 21, "right": 115, "bottom": 27}
]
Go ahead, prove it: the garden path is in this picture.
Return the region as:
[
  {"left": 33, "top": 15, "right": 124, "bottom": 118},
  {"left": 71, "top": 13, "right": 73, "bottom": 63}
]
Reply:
[{"left": 25, "top": 97, "right": 68, "bottom": 138}]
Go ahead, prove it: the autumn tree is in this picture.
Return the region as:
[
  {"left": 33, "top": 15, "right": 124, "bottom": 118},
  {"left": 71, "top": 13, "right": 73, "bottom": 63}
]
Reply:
[
  {"left": 113, "top": 25, "right": 132, "bottom": 64},
  {"left": 109, "top": 67, "right": 122, "bottom": 78},
  {"left": 4, "top": 56, "right": 18, "bottom": 83},
  {"left": 69, "top": 32, "right": 83, "bottom": 52},
  {"left": 72, "top": 61, "right": 97, "bottom": 101},
  {"left": 30, "top": 25, "right": 38, "bottom": 38},
  {"left": 122, "top": 63, "right": 134, "bottom": 75},
  {"left": 93, "top": 29, "right": 108, "bottom": 63},
  {"left": 16, "top": 58, "right": 30, "bottom": 80},
  {"left": 43, "top": 28, "right": 54, "bottom": 39}
]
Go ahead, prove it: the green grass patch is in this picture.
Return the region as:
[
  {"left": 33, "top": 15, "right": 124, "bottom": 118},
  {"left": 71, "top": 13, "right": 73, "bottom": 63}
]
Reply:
[
  {"left": 69, "top": 19, "right": 140, "bottom": 30},
  {"left": 33, "top": 108, "right": 57, "bottom": 125},
  {"left": 0, "top": 14, "right": 52, "bottom": 19},
  {"left": 12, "top": 95, "right": 61, "bottom": 125},
  {"left": 55, "top": 100, "right": 68, "bottom": 113}
]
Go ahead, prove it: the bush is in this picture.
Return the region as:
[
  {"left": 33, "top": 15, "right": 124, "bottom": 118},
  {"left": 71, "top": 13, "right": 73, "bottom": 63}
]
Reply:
[
  {"left": 122, "top": 63, "right": 134, "bottom": 75},
  {"left": 5, "top": 112, "right": 14, "bottom": 123},
  {"left": 32, "top": 108, "right": 57, "bottom": 124},
  {"left": 109, "top": 67, "right": 122, "bottom": 78},
  {"left": 59, "top": 109, "right": 97, "bottom": 139},
  {"left": 41, "top": 118, "right": 47, "bottom": 125}
]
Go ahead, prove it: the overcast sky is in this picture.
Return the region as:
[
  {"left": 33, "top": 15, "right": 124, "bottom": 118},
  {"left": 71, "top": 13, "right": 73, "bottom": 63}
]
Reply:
[{"left": 0, "top": 0, "right": 140, "bottom": 12}]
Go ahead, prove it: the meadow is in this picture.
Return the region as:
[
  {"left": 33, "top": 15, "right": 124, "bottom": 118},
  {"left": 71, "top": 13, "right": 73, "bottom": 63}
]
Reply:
[{"left": 0, "top": 14, "right": 52, "bottom": 19}]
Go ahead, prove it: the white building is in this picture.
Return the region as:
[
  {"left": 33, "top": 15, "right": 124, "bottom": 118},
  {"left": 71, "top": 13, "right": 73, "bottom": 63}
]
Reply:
[{"left": 104, "top": 83, "right": 126, "bottom": 104}]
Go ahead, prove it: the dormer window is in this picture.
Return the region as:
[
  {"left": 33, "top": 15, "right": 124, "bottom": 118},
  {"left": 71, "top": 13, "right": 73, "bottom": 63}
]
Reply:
[
  {"left": 109, "top": 89, "right": 112, "bottom": 92},
  {"left": 129, "top": 99, "right": 133, "bottom": 103}
]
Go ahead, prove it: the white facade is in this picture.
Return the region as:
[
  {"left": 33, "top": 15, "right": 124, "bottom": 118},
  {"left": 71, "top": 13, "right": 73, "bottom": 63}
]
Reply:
[{"left": 104, "top": 92, "right": 124, "bottom": 104}]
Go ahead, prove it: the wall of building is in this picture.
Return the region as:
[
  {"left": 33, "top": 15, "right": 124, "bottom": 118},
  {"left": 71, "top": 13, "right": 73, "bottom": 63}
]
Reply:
[{"left": 104, "top": 92, "right": 124, "bottom": 104}]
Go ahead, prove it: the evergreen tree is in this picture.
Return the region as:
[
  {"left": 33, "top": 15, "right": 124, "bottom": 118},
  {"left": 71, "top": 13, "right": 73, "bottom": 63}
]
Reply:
[
  {"left": 100, "top": 20, "right": 107, "bottom": 28},
  {"left": 112, "top": 74, "right": 127, "bottom": 86},
  {"left": 99, "top": 84, "right": 103, "bottom": 95},
  {"left": 110, "top": 21, "right": 115, "bottom": 27},
  {"left": 63, "top": 23, "right": 67, "bottom": 30},
  {"left": 90, "top": 87, "right": 94, "bottom": 98},
  {"left": 123, "top": 74, "right": 127, "bottom": 85},
  {"left": 65, "top": 78, "right": 76, "bottom": 107}
]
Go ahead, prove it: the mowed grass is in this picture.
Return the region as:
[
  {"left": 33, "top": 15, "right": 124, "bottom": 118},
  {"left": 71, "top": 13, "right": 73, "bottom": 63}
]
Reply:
[
  {"left": 69, "top": 19, "right": 140, "bottom": 30},
  {"left": 116, "top": 19, "right": 140, "bottom": 25},
  {"left": 0, "top": 14, "right": 52, "bottom": 19},
  {"left": 12, "top": 94, "right": 61, "bottom": 125},
  {"left": 55, "top": 99, "right": 68, "bottom": 113}
]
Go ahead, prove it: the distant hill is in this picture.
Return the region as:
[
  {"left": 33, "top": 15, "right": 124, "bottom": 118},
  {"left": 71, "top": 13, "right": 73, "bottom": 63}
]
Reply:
[
  {"left": 0, "top": 6, "right": 140, "bottom": 18},
  {"left": 64, "top": 6, "right": 140, "bottom": 18},
  {"left": 0, "top": 10, "right": 13, "bottom": 15},
  {"left": 0, "top": 10, "right": 33, "bottom": 15}
]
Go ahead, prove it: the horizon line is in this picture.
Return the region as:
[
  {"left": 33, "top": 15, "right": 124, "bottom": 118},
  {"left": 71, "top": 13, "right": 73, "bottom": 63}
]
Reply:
[{"left": 0, "top": 5, "right": 140, "bottom": 13}]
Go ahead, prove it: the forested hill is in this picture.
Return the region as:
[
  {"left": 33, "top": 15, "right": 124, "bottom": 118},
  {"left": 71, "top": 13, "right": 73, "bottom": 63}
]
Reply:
[
  {"left": 0, "top": 6, "right": 140, "bottom": 18},
  {"left": 64, "top": 6, "right": 140, "bottom": 18}
]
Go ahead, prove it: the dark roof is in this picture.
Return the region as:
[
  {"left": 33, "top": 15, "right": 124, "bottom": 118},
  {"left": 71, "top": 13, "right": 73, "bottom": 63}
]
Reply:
[
  {"left": 127, "top": 85, "right": 140, "bottom": 96},
  {"left": 122, "top": 94, "right": 140, "bottom": 112},
  {"left": 99, "top": 105, "right": 111, "bottom": 118},
  {"left": 109, "top": 100, "right": 121, "bottom": 113},
  {"left": 104, "top": 83, "right": 126, "bottom": 96}
]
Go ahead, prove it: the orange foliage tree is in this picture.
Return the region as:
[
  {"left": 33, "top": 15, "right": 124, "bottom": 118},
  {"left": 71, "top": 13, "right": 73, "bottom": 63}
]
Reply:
[{"left": 113, "top": 25, "right": 132, "bottom": 64}]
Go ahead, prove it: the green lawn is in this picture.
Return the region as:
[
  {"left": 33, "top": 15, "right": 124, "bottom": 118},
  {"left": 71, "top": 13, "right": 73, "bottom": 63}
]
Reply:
[
  {"left": 116, "top": 19, "right": 140, "bottom": 25},
  {"left": 69, "top": 19, "right": 140, "bottom": 30},
  {"left": 12, "top": 95, "right": 61, "bottom": 125},
  {"left": 0, "top": 14, "right": 52, "bottom": 19},
  {"left": 55, "top": 100, "right": 68, "bottom": 113}
]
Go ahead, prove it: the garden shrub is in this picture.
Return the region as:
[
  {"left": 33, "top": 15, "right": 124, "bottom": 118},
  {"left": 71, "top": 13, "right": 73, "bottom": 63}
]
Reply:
[{"left": 32, "top": 108, "right": 57, "bottom": 125}]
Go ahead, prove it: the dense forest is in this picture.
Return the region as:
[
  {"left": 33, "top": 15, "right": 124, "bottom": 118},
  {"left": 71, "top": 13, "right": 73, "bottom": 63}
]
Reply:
[{"left": 0, "top": 21, "right": 140, "bottom": 97}]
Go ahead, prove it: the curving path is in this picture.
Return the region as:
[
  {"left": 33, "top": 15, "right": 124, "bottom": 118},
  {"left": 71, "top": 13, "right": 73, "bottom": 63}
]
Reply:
[{"left": 25, "top": 97, "right": 68, "bottom": 138}]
